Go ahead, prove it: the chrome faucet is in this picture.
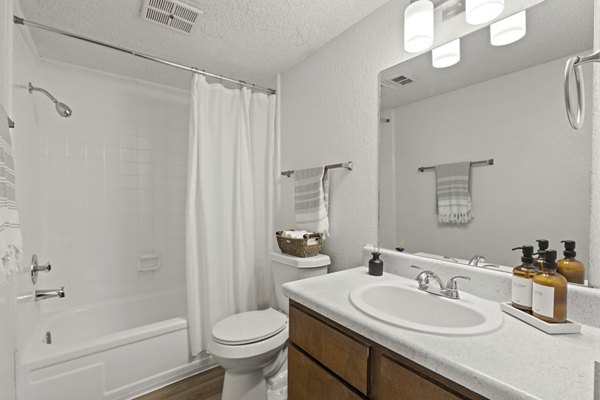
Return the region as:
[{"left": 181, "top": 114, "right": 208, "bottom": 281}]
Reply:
[
  {"left": 35, "top": 287, "right": 65, "bottom": 301},
  {"left": 468, "top": 255, "right": 486, "bottom": 266},
  {"left": 411, "top": 266, "right": 470, "bottom": 300}
]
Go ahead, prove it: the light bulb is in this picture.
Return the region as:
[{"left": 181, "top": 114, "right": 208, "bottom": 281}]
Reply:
[
  {"left": 490, "top": 10, "right": 526, "bottom": 46},
  {"left": 432, "top": 39, "right": 461, "bottom": 68},
  {"left": 466, "top": 0, "right": 504, "bottom": 25},
  {"left": 404, "top": 1, "right": 434, "bottom": 53}
]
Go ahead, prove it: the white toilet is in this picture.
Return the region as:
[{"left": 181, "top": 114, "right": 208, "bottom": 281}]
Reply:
[{"left": 209, "top": 251, "right": 330, "bottom": 400}]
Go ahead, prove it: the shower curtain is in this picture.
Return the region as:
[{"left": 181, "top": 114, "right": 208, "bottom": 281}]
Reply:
[
  {"left": 185, "top": 75, "right": 277, "bottom": 356},
  {"left": 0, "top": 105, "right": 23, "bottom": 284}
]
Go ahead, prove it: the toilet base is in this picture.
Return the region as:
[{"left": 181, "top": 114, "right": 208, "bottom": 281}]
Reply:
[
  {"left": 219, "top": 349, "right": 288, "bottom": 400},
  {"left": 222, "top": 369, "right": 268, "bottom": 400},
  {"left": 266, "top": 368, "right": 287, "bottom": 400}
]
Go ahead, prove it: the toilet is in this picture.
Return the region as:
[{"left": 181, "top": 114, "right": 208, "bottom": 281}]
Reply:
[{"left": 209, "top": 251, "right": 330, "bottom": 400}]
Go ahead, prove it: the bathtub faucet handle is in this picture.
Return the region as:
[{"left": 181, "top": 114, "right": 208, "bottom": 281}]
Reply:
[{"left": 30, "top": 254, "right": 52, "bottom": 285}]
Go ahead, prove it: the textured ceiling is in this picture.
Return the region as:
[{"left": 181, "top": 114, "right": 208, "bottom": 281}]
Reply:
[
  {"left": 17, "top": 0, "right": 392, "bottom": 89},
  {"left": 380, "top": 0, "right": 593, "bottom": 109}
]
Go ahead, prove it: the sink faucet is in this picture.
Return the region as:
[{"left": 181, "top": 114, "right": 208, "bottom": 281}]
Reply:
[
  {"left": 468, "top": 255, "right": 486, "bottom": 266},
  {"left": 410, "top": 266, "right": 470, "bottom": 300},
  {"left": 35, "top": 287, "right": 65, "bottom": 302}
]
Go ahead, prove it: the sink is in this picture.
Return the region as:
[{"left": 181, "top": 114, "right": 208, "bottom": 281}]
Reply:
[{"left": 349, "top": 279, "right": 503, "bottom": 336}]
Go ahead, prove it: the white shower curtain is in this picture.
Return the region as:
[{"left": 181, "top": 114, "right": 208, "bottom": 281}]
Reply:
[{"left": 185, "top": 75, "right": 277, "bottom": 356}]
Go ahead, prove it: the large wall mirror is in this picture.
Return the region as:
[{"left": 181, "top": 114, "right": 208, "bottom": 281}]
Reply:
[{"left": 378, "top": 0, "right": 594, "bottom": 282}]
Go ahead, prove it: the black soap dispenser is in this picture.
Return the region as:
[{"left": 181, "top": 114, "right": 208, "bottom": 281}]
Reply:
[
  {"left": 534, "top": 239, "right": 549, "bottom": 271},
  {"left": 511, "top": 245, "right": 536, "bottom": 312},
  {"left": 369, "top": 245, "right": 383, "bottom": 276},
  {"left": 557, "top": 240, "right": 585, "bottom": 284}
]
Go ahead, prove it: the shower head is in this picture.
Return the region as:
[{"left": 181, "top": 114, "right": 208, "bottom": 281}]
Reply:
[
  {"left": 28, "top": 82, "right": 72, "bottom": 118},
  {"left": 55, "top": 102, "right": 72, "bottom": 118}
]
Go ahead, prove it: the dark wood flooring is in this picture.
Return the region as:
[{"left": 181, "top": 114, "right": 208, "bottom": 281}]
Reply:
[{"left": 134, "top": 367, "right": 225, "bottom": 400}]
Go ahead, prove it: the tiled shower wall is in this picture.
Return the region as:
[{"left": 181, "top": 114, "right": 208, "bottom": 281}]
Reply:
[{"left": 13, "top": 31, "right": 190, "bottom": 315}]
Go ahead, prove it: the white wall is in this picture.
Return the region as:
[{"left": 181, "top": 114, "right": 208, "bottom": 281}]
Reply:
[
  {"left": 10, "top": 28, "right": 190, "bottom": 331},
  {"left": 378, "top": 109, "right": 396, "bottom": 249},
  {"left": 0, "top": 0, "right": 15, "bottom": 398},
  {"left": 11, "top": 20, "right": 40, "bottom": 361},
  {"left": 590, "top": 0, "right": 600, "bottom": 287},
  {"left": 387, "top": 57, "right": 591, "bottom": 268},
  {"left": 279, "top": 0, "right": 542, "bottom": 271}
]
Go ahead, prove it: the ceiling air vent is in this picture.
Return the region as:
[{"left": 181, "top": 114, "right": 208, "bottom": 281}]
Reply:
[
  {"left": 390, "top": 75, "right": 414, "bottom": 86},
  {"left": 381, "top": 75, "right": 415, "bottom": 90},
  {"left": 141, "top": 0, "right": 202, "bottom": 34}
]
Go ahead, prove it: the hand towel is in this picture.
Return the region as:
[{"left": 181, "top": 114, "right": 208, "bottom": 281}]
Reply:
[
  {"left": 294, "top": 167, "right": 330, "bottom": 239},
  {"left": 0, "top": 104, "right": 23, "bottom": 283},
  {"left": 434, "top": 162, "right": 472, "bottom": 224},
  {"left": 282, "top": 230, "right": 320, "bottom": 246},
  {"left": 282, "top": 230, "right": 310, "bottom": 239}
]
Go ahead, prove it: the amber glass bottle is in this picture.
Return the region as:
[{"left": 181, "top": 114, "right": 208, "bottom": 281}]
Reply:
[
  {"left": 557, "top": 240, "right": 585, "bottom": 284},
  {"left": 511, "top": 245, "right": 536, "bottom": 312},
  {"left": 532, "top": 250, "right": 568, "bottom": 323},
  {"left": 533, "top": 239, "right": 549, "bottom": 271}
]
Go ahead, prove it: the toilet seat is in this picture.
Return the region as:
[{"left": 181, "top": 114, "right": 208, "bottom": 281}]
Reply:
[
  {"left": 212, "top": 308, "right": 287, "bottom": 345},
  {"left": 209, "top": 323, "right": 289, "bottom": 360}
]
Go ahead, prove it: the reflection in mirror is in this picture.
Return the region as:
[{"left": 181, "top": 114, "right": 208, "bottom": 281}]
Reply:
[{"left": 378, "top": 0, "right": 593, "bottom": 282}]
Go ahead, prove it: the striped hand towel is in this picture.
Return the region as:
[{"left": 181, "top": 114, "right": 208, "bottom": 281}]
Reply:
[
  {"left": 434, "top": 162, "right": 472, "bottom": 224},
  {"left": 294, "top": 167, "right": 330, "bottom": 239}
]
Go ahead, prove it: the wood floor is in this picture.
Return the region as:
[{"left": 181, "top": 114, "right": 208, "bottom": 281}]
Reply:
[{"left": 135, "top": 367, "right": 225, "bottom": 400}]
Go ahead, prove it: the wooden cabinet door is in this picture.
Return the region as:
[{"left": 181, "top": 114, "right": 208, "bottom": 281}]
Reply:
[
  {"left": 289, "top": 304, "right": 370, "bottom": 394},
  {"left": 288, "top": 344, "right": 364, "bottom": 400},
  {"left": 373, "top": 352, "right": 487, "bottom": 400}
]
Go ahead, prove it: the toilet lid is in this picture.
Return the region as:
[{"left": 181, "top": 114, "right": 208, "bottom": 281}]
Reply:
[{"left": 212, "top": 308, "right": 287, "bottom": 345}]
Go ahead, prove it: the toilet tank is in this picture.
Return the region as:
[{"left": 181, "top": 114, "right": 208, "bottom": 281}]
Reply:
[{"left": 272, "top": 251, "right": 330, "bottom": 314}]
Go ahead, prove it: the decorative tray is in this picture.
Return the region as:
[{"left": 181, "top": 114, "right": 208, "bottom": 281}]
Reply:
[{"left": 500, "top": 302, "right": 581, "bottom": 334}]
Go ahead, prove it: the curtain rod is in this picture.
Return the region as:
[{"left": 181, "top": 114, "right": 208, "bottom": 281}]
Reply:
[{"left": 13, "top": 16, "right": 276, "bottom": 95}]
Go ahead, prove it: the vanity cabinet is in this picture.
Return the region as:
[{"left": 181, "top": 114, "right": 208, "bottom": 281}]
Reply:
[{"left": 288, "top": 301, "right": 487, "bottom": 400}]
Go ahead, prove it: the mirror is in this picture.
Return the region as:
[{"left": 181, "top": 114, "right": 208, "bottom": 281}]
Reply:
[{"left": 378, "top": 0, "right": 593, "bottom": 280}]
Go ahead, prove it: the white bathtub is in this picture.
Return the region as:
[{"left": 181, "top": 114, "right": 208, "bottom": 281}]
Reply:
[{"left": 17, "top": 288, "right": 215, "bottom": 400}]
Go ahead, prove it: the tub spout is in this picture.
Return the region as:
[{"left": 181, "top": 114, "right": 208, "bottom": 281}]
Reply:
[{"left": 35, "top": 287, "right": 65, "bottom": 301}]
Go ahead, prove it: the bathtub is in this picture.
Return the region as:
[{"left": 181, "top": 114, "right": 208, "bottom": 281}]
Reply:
[{"left": 17, "top": 288, "right": 215, "bottom": 400}]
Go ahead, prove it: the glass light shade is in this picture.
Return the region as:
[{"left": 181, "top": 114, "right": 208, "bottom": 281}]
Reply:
[
  {"left": 404, "top": 0, "right": 434, "bottom": 53},
  {"left": 432, "top": 39, "right": 461, "bottom": 68},
  {"left": 466, "top": 0, "right": 504, "bottom": 25},
  {"left": 490, "top": 10, "right": 526, "bottom": 46}
]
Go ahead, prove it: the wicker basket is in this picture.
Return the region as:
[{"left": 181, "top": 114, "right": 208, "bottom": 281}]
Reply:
[{"left": 276, "top": 230, "right": 323, "bottom": 258}]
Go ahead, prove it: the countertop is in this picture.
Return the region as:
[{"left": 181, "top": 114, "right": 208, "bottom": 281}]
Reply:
[{"left": 283, "top": 267, "right": 600, "bottom": 400}]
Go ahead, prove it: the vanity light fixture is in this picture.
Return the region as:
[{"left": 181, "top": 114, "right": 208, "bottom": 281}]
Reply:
[
  {"left": 466, "top": 0, "right": 504, "bottom": 25},
  {"left": 432, "top": 38, "right": 461, "bottom": 68},
  {"left": 404, "top": 0, "right": 434, "bottom": 53},
  {"left": 490, "top": 10, "right": 526, "bottom": 46}
]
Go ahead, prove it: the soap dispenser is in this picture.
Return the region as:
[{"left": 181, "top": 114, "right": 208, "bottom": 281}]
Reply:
[
  {"left": 533, "top": 239, "right": 549, "bottom": 271},
  {"left": 511, "top": 245, "right": 536, "bottom": 312},
  {"left": 532, "top": 250, "right": 568, "bottom": 323},
  {"left": 557, "top": 240, "right": 585, "bottom": 284},
  {"left": 369, "top": 244, "right": 383, "bottom": 276}
]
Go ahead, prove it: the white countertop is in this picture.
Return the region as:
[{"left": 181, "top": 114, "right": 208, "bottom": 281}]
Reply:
[{"left": 283, "top": 267, "right": 600, "bottom": 400}]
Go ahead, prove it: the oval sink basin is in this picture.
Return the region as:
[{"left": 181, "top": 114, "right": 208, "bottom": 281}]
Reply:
[{"left": 350, "top": 280, "right": 503, "bottom": 336}]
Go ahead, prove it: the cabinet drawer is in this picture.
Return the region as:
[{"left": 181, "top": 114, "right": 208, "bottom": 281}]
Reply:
[
  {"left": 288, "top": 344, "right": 363, "bottom": 400},
  {"left": 289, "top": 304, "right": 369, "bottom": 395}
]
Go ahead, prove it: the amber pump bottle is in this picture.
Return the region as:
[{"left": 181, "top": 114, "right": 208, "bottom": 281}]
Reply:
[
  {"left": 533, "top": 239, "right": 549, "bottom": 271},
  {"left": 511, "top": 246, "right": 536, "bottom": 312},
  {"left": 557, "top": 240, "right": 585, "bottom": 284},
  {"left": 532, "top": 250, "right": 568, "bottom": 323}
]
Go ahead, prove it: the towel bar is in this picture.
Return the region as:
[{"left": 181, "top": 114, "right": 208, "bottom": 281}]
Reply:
[
  {"left": 281, "top": 161, "right": 353, "bottom": 177},
  {"left": 418, "top": 159, "right": 493, "bottom": 172}
]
